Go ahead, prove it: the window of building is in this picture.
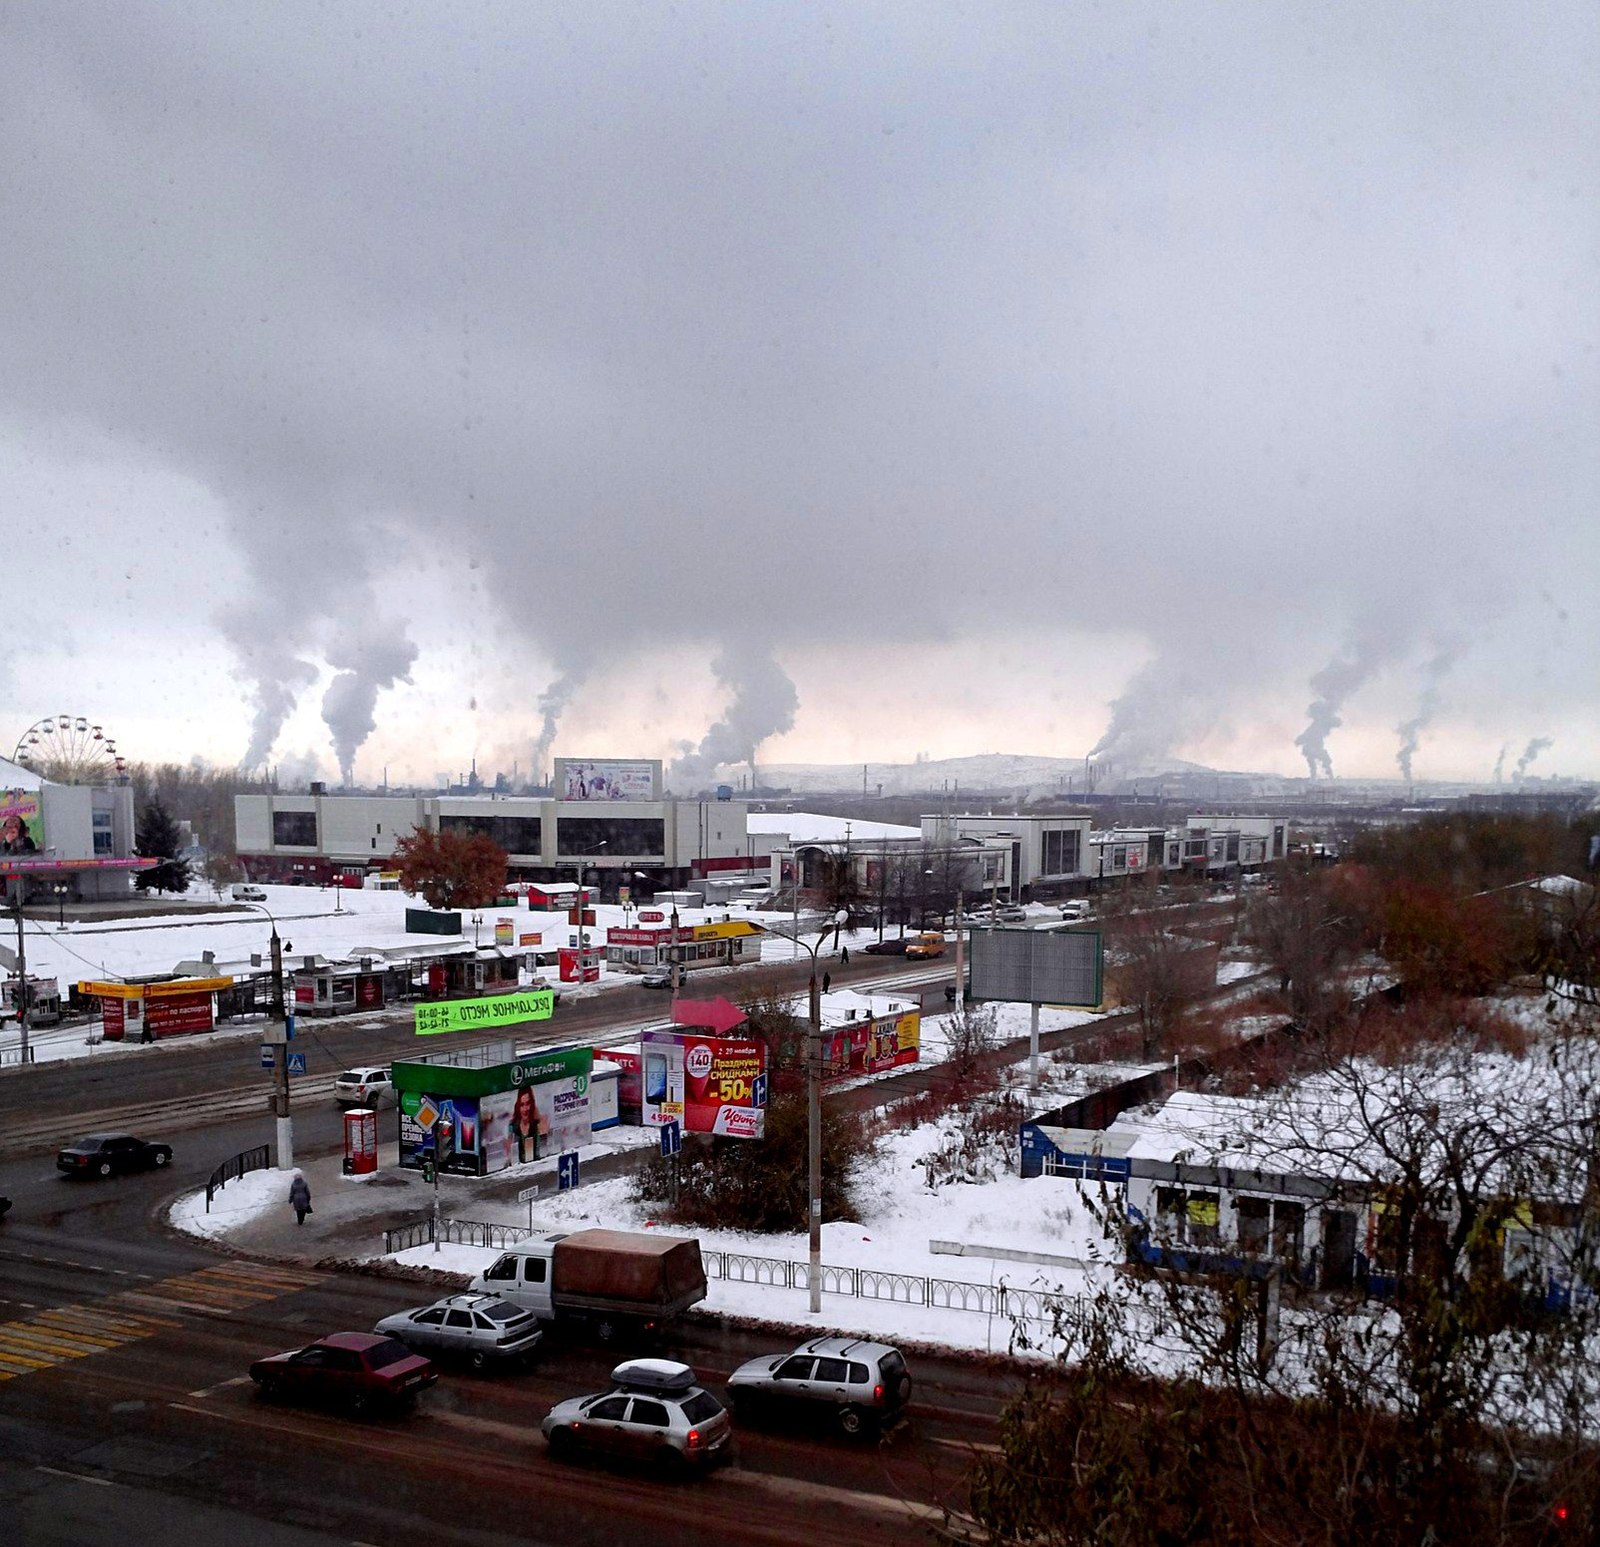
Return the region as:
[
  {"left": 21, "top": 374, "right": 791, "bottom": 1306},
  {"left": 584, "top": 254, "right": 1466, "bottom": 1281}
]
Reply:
[
  {"left": 1041, "top": 827, "right": 1080, "bottom": 876},
  {"left": 557, "top": 817, "right": 664, "bottom": 857},
  {"left": 273, "top": 810, "right": 318, "bottom": 847},
  {"left": 92, "top": 809, "right": 114, "bottom": 856},
  {"left": 439, "top": 813, "right": 542, "bottom": 854}
]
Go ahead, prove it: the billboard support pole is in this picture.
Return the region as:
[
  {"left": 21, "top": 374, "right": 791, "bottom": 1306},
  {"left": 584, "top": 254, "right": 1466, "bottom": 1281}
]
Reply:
[
  {"left": 1029, "top": 1002, "right": 1041, "bottom": 1094},
  {"left": 12, "top": 896, "right": 28, "bottom": 1064}
]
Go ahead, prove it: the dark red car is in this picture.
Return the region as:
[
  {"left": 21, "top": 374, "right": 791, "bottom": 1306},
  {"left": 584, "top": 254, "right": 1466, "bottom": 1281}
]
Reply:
[{"left": 250, "top": 1332, "right": 437, "bottom": 1413}]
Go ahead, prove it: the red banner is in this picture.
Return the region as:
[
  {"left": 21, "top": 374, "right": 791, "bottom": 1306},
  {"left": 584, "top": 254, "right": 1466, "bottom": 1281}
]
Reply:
[
  {"left": 639, "top": 909, "right": 666, "bottom": 923},
  {"left": 146, "top": 991, "right": 215, "bottom": 1038},
  {"left": 558, "top": 949, "right": 600, "bottom": 983},
  {"left": 681, "top": 1034, "right": 767, "bottom": 1138}
]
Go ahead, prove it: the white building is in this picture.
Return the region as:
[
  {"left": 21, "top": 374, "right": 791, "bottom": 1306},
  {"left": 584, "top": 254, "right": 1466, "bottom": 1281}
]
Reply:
[
  {"left": 1, "top": 754, "right": 143, "bottom": 904},
  {"left": 235, "top": 787, "right": 771, "bottom": 895},
  {"left": 921, "top": 813, "right": 1095, "bottom": 899}
]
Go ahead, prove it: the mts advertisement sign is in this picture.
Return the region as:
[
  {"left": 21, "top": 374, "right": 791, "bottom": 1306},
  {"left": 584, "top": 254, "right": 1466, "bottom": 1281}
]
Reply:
[
  {"left": 557, "top": 949, "right": 600, "bottom": 983},
  {"left": 641, "top": 1031, "right": 767, "bottom": 1139}
]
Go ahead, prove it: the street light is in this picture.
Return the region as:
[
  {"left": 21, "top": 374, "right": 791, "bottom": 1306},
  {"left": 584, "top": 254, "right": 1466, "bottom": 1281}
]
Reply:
[
  {"left": 238, "top": 900, "right": 294, "bottom": 1169},
  {"left": 765, "top": 907, "right": 850, "bottom": 1315},
  {"left": 563, "top": 841, "right": 607, "bottom": 988}
]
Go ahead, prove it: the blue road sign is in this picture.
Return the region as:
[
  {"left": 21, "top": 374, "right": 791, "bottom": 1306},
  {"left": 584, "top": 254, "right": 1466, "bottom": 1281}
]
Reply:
[
  {"left": 259, "top": 1044, "right": 275, "bottom": 1070},
  {"left": 557, "top": 1151, "right": 580, "bottom": 1191},
  {"left": 287, "top": 1051, "right": 307, "bottom": 1075},
  {"left": 659, "top": 1120, "right": 682, "bottom": 1157},
  {"left": 752, "top": 1073, "right": 768, "bottom": 1108},
  {"left": 285, "top": 1013, "right": 297, "bottom": 1040}
]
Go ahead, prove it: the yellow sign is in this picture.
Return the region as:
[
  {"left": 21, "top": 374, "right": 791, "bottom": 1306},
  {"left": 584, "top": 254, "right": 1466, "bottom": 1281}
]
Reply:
[
  {"left": 896, "top": 1011, "right": 921, "bottom": 1054},
  {"left": 691, "top": 920, "right": 763, "bottom": 942},
  {"left": 80, "top": 977, "right": 234, "bottom": 999}
]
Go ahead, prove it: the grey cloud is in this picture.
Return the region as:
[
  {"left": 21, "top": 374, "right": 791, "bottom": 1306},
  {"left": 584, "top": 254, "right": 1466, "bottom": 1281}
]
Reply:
[{"left": 0, "top": 3, "right": 1595, "bottom": 774}]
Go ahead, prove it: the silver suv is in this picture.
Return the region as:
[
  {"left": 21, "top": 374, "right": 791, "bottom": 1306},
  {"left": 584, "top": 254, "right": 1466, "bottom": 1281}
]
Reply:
[
  {"left": 727, "top": 1336, "right": 912, "bottom": 1436},
  {"left": 542, "top": 1359, "right": 732, "bottom": 1470},
  {"left": 373, "top": 1292, "right": 542, "bottom": 1368},
  {"left": 334, "top": 1066, "right": 394, "bottom": 1108}
]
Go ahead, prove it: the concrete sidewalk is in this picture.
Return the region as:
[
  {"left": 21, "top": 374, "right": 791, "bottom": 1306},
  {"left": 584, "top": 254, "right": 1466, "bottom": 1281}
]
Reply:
[{"left": 212, "top": 1138, "right": 650, "bottom": 1267}]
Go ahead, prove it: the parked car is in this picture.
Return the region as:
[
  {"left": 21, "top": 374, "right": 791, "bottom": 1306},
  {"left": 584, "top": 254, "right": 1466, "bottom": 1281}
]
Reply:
[
  {"left": 639, "top": 968, "right": 685, "bottom": 990},
  {"left": 333, "top": 1066, "right": 395, "bottom": 1108},
  {"left": 250, "top": 1332, "right": 437, "bottom": 1413},
  {"left": 231, "top": 884, "right": 268, "bottom": 902},
  {"left": 373, "top": 1292, "right": 542, "bottom": 1368},
  {"left": 542, "top": 1358, "right": 732, "bottom": 1470},
  {"left": 1059, "top": 900, "right": 1092, "bottom": 921},
  {"left": 863, "top": 938, "right": 909, "bottom": 956},
  {"left": 995, "top": 905, "right": 1029, "bottom": 923},
  {"left": 56, "top": 1133, "right": 172, "bottom": 1178},
  {"left": 727, "top": 1336, "right": 912, "bottom": 1436}
]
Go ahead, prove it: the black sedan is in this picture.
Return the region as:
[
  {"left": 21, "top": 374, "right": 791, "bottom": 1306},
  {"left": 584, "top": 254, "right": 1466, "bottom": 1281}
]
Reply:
[{"left": 56, "top": 1133, "right": 173, "bottom": 1179}]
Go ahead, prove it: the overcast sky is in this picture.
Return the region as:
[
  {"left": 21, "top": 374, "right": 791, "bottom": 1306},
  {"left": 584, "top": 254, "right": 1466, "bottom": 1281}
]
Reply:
[{"left": 2, "top": 2, "right": 1595, "bottom": 788}]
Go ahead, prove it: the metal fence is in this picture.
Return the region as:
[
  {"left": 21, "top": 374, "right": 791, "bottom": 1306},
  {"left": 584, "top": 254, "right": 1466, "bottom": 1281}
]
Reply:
[
  {"left": 0, "top": 1046, "right": 35, "bottom": 1067},
  {"left": 376, "top": 1216, "right": 1083, "bottom": 1326},
  {"left": 205, "top": 1143, "right": 271, "bottom": 1211}
]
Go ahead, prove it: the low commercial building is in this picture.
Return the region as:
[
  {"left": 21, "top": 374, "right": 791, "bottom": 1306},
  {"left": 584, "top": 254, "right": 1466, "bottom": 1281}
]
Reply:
[
  {"left": 2, "top": 755, "right": 149, "bottom": 904},
  {"left": 235, "top": 784, "right": 770, "bottom": 894},
  {"left": 921, "top": 814, "right": 1095, "bottom": 900}
]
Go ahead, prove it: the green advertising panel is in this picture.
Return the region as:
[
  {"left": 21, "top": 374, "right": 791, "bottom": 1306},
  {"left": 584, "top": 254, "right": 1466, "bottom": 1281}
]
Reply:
[{"left": 414, "top": 989, "right": 555, "bottom": 1036}]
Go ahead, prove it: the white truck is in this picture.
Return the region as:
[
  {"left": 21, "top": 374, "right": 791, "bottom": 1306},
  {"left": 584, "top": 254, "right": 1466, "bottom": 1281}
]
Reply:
[{"left": 469, "top": 1228, "right": 708, "bottom": 1342}]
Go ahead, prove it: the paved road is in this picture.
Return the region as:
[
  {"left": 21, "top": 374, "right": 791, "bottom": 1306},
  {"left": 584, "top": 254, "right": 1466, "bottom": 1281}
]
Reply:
[
  {"left": 0, "top": 1132, "right": 1005, "bottom": 1547},
  {"left": 0, "top": 954, "right": 958, "bottom": 1158}
]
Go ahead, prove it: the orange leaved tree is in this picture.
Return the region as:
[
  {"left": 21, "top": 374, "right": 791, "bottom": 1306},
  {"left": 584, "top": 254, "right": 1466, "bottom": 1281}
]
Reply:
[{"left": 392, "top": 828, "right": 508, "bottom": 910}]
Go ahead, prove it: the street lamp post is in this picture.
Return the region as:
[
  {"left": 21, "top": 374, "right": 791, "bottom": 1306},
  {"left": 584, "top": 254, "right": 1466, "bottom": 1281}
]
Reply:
[
  {"left": 241, "top": 901, "right": 294, "bottom": 1169},
  {"left": 565, "top": 841, "right": 607, "bottom": 989},
  {"left": 766, "top": 907, "right": 849, "bottom": 1314}
]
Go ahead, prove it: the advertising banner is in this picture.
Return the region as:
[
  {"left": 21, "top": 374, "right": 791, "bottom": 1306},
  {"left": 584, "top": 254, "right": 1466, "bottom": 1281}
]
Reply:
[
  {"left": 146, "top": 991, "right": 215, "bottom": 1038},
  {"left": 641, "top": 1031, "right": 685, "bottom": 1127},
  {"left": 603, "top": 1047, "right": 643, "bottom": 1112},
  {"left": 518, "top": 931, "right": 542, "bottom": 946},
  {"left": 566, "top": 908, "right": 598, "bottom": 926},
  {"left": 639, "top": 910, "right": 665, "bottom": 923},
  {"left": 0, "top": 789, "right": 43, "bottom": 855},
  {"left": 681, "top": 1033, "right": 767, "bottom": 1139},
  {"left": 557, "top": 949, "right": 600, "bottom": 983},
  {"left": 513, "top": 1046, "right": 592, "bottom": 1156},
  {"left": 100, "top": 997, "right": 125, "bottom": 1038},
  {"left": 494, "top": 917, "right": 514, "bottom": 946},
  {"left": 554, "top": 757, "right": 660, "bottom": 801},
  {"left": 398, "top": 1092, "right": 483, "bottom": 1175},
  {"left": 414, "top": 988, "right": 555, "bottom": 1035},
  {"left": 480, "top": 1088, "right": 519, "bottom": 1172}
]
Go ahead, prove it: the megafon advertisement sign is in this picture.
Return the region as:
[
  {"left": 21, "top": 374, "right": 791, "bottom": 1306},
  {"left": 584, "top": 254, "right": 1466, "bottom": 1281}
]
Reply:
[
  {"left": 554, "top": 758, "right": 661, "bottom": 801},
  {"left": 641, "top": 1031, "right": 767, "bottom": 1138}
]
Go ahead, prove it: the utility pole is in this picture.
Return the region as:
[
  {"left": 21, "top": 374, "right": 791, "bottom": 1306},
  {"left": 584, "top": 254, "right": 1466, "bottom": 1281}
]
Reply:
[
  {"left": 270, "top": 920, "right": 292, "bottom": 1170},
  {"left": 668, "top": 904, "right": 681, "bottom": 994},
  {"left": 952, "top": 886, "right": 965, "bottom": 1015}
]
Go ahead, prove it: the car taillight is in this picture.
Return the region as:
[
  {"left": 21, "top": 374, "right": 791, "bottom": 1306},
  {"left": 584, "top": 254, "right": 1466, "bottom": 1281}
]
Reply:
[
  {"left": 686, "top": 1428, "right": 701, "bottom": 1450},
  {"left": 873, "top": 1383, "right": 884, "bottom": 1404}
]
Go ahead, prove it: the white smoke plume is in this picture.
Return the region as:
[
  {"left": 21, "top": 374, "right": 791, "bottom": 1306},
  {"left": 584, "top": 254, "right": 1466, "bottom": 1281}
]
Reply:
[
  {"left": 1394, "top": 640, "right": 1462, "bottom": 782},
  {"left": 1492, "top": 743, "right": 1508, "bottom": 783},
  {"left": 319, "top": 615, "right": 419, "bottom": 785},
  {"left": 667, "top": 648, "right": 799, "bottom": 793},
  {"left": 530, "top": 669, "right": 584, "bottom": 787},
  {"left": 1513, "top": 736, "right": 1553, "bottom": 781},
  {"left": 1296, "top": 623, "right": 1406, "bottom": 780}
]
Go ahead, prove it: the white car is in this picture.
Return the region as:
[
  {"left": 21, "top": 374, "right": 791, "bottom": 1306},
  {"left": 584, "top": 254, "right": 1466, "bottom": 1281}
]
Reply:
[
  {"left": 334, "top": 1066, "right": 394, "bottom": 1108},
  {"left": 231, "top": 884, "right": 268, "bottom": 902}
]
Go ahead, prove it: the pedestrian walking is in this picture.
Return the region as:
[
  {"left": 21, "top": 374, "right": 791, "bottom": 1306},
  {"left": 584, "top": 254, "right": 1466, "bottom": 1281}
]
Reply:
[
  {"left": 288, "top": 1169, "right": 312, "bottom": 1226},
  {"left": 822, "top": 971, "right": 831, "bottom": 993},
  {"left": 840, "top": 946, "right": 850, "bottom": 966}
]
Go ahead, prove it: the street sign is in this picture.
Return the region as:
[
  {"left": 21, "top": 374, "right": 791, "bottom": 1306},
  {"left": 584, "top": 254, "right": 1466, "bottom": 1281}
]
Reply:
[
  {"left": 259, "top": 1044, "right": 275, "bottom": 1069},
  {"left": 752, "top": 1073, "right": 768, "bottom": 1109},
  {"left": 287, "top": 1051, "right": 307, "bottom": 1075},
  {"left": 516, "top": 1185, "right": 541, "bottom": 1204},
  {"left": 659, "top": 1120, "right": 682, "bottom": 1157},
  {"left": 557, "top": 1151, "right": 580, "bottom": 1191},
  {"left": 285, "top": 1012, "right": 296, "bottom": 1040},
  {"left": 414, "top": 1095, "right": 440, "bottom": 1132}
]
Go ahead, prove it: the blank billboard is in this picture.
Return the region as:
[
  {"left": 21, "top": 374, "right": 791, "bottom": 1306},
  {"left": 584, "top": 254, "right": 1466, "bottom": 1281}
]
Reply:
[{"left": 968, "top": 928, "right": 1102, "bottom": 1008}]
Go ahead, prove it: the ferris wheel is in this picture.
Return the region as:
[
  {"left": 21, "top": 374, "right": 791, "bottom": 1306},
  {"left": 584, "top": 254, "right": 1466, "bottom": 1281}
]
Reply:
[{"left": 10, "top": 715, "right": 127, "bottom": 785}]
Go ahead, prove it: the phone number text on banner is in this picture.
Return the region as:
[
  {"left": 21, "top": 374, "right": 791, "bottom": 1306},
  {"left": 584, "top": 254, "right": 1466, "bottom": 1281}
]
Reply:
[{"left": 415, "top": 990, "right": 555, "bottom": 1036}]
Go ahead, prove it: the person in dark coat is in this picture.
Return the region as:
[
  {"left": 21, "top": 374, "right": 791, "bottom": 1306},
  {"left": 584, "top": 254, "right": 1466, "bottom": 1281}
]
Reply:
[
  {"left": 288, "top": 1169, "right": 312, "bottom": 1226},
  {"left": 822, "top": 971, "right": 831, "bottom": 993},
  {"left": 840, "top": 946, "right": 850, "bottom": 966}
]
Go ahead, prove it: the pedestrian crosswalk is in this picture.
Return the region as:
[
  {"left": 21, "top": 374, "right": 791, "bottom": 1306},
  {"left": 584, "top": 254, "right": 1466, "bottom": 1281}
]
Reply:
[{"left": 0, "top": 1261, "right": 326, "bottom": 1384}]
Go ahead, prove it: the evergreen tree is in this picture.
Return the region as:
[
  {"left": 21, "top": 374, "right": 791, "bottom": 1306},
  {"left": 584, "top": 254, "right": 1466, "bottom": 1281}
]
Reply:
[{"left": 135, "top": 800, "right": 191, "bottom": 893}]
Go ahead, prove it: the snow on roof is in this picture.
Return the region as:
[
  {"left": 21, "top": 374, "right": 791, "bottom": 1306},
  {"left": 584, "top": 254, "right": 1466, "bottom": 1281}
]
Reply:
[
  {"left": 818, "top": 988, "right": 917, "bottom": 1026},
  {"left": 1108, "top": 1048, "right": 1597, "bottom": 1195},
  {"left": 747, "top": 811, "right": 920, "bottom": 844},
  {"left": 1528, "top": 874, "right": 1593, "bottom": 898},
  {"left": 0, "top": 755, "right": 43, "bottom": 791}
]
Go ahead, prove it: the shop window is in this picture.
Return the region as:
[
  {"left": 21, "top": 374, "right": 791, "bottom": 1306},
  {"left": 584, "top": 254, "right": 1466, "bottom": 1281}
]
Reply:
[
  {"left": 557, "top": 816, "right": 665, "bottom": 857},
  {"left": 1237, "top": 1197, "right": 1271, "bottom": 1254},
  {"left": 273, "top": 810, "right": 318, "bottom": 847},
  {"left": 1186, "top": 1193, "right": 1221, "bottom": 1247},
  {"left": 440, "top": 813, "right": 542, "bottom": 854}
]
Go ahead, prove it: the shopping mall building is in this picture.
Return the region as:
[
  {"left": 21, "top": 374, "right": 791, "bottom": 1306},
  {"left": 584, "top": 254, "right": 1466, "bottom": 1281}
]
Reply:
[{"left": 234, "top": 767, "right": 773, "bottom": 896}]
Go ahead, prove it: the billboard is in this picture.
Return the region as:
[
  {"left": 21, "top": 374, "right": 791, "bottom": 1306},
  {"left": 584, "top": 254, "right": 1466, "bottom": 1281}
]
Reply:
[
  {"left": 554, "top": 758, "right": 661, "bottom": 802},
  {"left": 414, "top": 989, "right": 555, "bottom": 1035},
  {"left": 0, "top": 789, "right": 42, "bottom": 856},
  {"left": 640, "top": 1031, "right": 767, "bottom": 1138},
  {"left": 968, "top": 928, "right": 1103, "bottom": 1008}
]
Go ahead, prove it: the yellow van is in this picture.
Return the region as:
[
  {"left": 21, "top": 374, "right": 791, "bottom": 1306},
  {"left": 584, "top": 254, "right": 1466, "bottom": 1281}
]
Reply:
[{"left": 904, "top": 931, "right": 947, "bottom": 959}]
